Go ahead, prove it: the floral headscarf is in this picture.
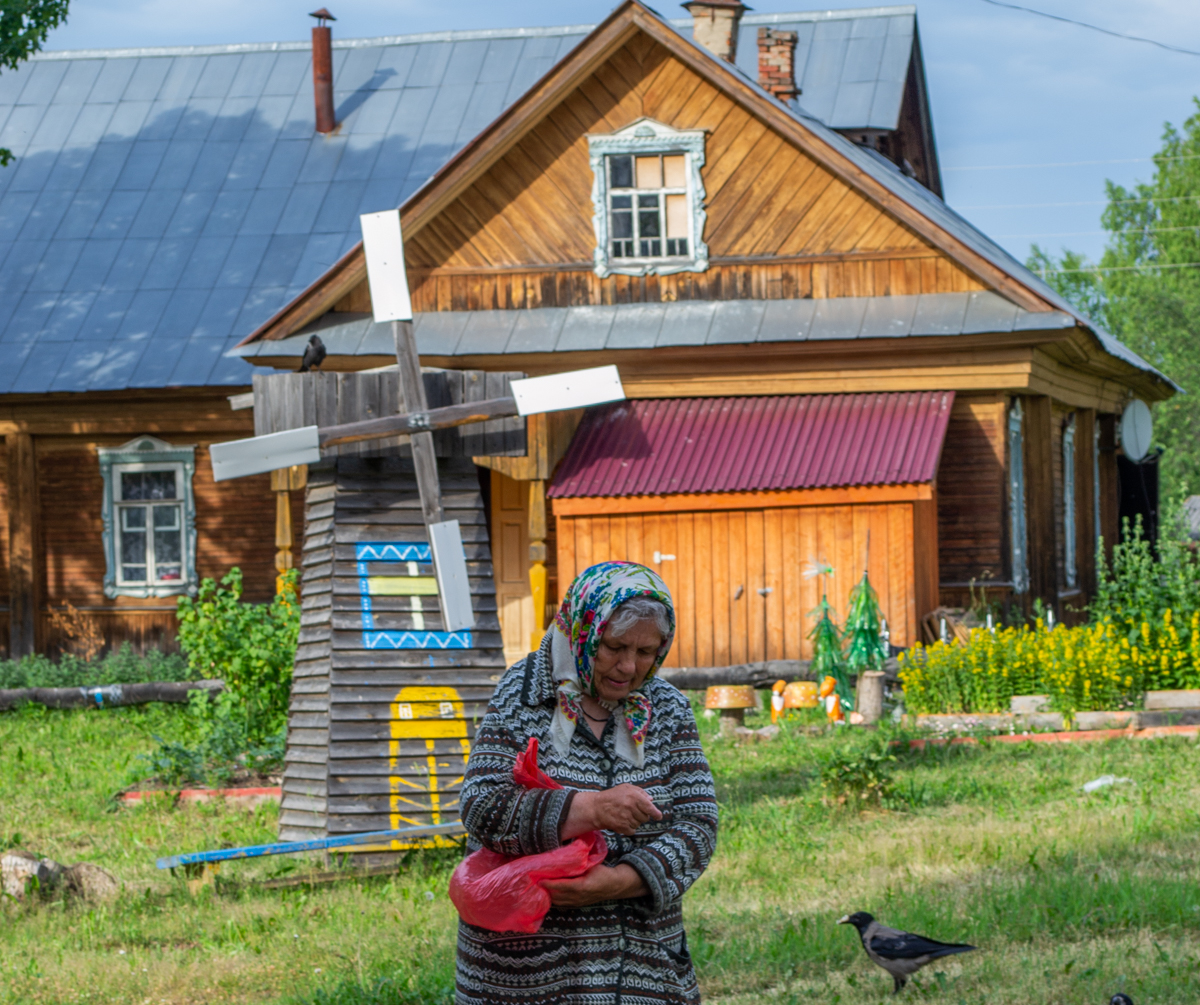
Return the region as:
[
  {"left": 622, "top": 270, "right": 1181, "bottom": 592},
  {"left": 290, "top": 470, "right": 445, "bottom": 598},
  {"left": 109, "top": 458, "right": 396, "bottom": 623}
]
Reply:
[{"left": 546, "top": 561, "right": 675, "bottom": 767}]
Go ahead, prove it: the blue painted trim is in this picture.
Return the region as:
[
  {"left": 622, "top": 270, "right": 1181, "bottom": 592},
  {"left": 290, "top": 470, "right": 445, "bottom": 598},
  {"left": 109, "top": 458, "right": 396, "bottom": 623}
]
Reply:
[
  {"left": 155, "top": 822, "right": 465, "bottom": 869},
  {"left": 363, "top": 630, "right": 473, "bottom": 650},
  {"left": 356, "top": 542, "right": 432, "bottom": 562}
]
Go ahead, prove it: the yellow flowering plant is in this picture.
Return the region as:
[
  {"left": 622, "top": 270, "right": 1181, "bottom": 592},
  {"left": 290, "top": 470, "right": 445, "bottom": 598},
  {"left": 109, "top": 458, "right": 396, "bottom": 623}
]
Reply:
[{"left": 899, "top": 610, "right": 1200, "bottom": 715}]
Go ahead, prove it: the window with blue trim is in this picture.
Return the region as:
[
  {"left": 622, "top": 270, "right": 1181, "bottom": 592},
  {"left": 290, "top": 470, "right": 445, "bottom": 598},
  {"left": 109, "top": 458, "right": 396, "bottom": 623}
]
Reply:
[{"left": 97, "top": 436, "right": 198, "bottom": 599}]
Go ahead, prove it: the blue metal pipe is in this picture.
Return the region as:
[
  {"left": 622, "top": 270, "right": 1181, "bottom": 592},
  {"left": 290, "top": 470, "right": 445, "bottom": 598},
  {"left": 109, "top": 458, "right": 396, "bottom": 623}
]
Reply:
[{"left": 156, "top": 821, "right": 465, "bottom": 870}]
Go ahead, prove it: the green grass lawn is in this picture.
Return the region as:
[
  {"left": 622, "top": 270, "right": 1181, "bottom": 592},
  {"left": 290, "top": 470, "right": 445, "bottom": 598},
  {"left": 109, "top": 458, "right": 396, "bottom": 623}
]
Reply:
[{"left": 1, "top": 702, "right": 1198, "bottom": 1004}]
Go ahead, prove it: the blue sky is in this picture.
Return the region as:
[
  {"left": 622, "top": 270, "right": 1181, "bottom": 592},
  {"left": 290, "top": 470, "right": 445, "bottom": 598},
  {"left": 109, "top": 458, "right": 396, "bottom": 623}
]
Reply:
[{"left": 42, "top": 0, "right": 1200, "bottom": 266}]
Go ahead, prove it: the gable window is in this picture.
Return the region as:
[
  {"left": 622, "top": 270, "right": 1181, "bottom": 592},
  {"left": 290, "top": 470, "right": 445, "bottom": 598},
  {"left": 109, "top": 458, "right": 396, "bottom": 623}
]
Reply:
[
  {"left": 607, "top": 153, "right": 691, "bottom": 260},
  {"left": 1008, "top": 399, "right": 1028, "bottom": 594},
  {"left": 98, "top": 436, "right": 197, "bottom": 599},
  {"left": 588, "top": 118, "right": 709, "bottom": 278},
  {"left": 1062, "top": 414, "right": 1077, "bottom": 589}
]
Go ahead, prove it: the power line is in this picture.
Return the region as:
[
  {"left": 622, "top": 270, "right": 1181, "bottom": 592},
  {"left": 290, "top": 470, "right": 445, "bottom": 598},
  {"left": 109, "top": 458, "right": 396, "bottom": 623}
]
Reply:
[
  {"left": 946, "top": 154, "right": 1200, "bottom": 171},
  {"left": 956, "top": 196, "right": 1200, "bottom": 210},
  {"left": 977, "top": 0, "right": 1200, "bottom": 57},
  {"left": 999, "top": 226, "right": 1200, "bottom": 238}
]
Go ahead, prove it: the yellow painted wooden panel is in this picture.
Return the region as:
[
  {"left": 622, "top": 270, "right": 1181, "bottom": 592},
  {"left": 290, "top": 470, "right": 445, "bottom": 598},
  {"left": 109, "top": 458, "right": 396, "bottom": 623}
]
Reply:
[{"left": 368, "top": 577, "right": 438, "bottom": 596}]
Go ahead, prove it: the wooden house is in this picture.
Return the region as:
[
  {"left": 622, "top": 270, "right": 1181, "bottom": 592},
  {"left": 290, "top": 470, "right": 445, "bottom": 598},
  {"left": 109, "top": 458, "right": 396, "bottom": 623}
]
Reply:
[
  {"left": 234, "top": 0, "right": 1175, "bottom": 675},
  {"left": 0, "top": 0, "right": 1173, "bottom": 679}
]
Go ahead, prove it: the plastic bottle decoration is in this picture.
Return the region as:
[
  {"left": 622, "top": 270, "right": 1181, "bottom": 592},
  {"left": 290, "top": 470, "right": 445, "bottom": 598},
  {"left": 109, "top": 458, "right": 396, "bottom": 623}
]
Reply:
[
  {"left": 818, "top": 675, "right": 844, "bottom": 723},
  {"left": 843, "top": 569, "right": 888, "bottom": 676},
  {"left": 771, "top": 679, "right": 787, "bottom": 724},
  {"left": 806, "top": 570, "right": 853, "bottom": 713}
]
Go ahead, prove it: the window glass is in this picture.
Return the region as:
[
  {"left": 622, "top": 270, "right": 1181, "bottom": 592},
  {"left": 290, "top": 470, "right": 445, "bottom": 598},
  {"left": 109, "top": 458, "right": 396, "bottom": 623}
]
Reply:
[
  {"left": 121, "top": 470, "right": 176, "bottom": 500},
  {"left": 607, "top": 152, "right": 689, "bottom": 261},
  {"left": 116, "top": 470, "right": 184, "bottom": 586}
]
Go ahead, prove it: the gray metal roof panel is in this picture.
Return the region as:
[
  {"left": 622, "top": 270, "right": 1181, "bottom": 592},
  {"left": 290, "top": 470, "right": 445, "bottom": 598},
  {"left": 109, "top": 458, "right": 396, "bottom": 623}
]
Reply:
[
  {"left": 655, "top": 300, "right": 716, "bottom": 347},
  {"left": 860, "top": 292, "right": 917, "bottom": 337},
  {"left": 606, "top": 302, "right": 665, "bottom": 350},
  {"left": 707, "top": 299, "right": 765, "bottom": 345},
  {"left": 961, "top": 290, "right": 1019, "bottom": 334},
  {"left": 810, "top": 297, "right": 868, "bottom": 340},
  {"left": 556, "top": 305, "right": 615, "bottom": 352},
  {"left": 757, "top": 297, "right": 815, "bottom": 341},
  {"left": 911, "top": 291, "right": 968, "bottom": 336},
  {"left": 507, "top": 308, "right": 567, "bottom": 354}
]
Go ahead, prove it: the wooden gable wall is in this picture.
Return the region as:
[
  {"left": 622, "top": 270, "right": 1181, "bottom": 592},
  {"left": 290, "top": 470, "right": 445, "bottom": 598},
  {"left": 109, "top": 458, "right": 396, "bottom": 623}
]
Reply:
[{"left": 334, "top": 32, "right": 987, "bottom": 315}]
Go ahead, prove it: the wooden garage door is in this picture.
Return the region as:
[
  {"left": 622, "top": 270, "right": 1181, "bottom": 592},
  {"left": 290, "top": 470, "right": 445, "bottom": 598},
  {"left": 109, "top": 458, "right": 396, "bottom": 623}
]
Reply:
[{"left": 556, "top": 503, "right": 919, "bottom": 667}]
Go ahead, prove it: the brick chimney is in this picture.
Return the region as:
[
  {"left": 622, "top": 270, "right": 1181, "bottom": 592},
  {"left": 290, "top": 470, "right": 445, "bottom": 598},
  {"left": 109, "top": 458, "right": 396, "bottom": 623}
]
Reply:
[
  {"left": 682, "top": 0, "right": 749, "bottom": 64},
  {"left": 757, "top": 27, "right": 799, "bottom": 102},
  {"left": 310, "top": 8, "right": 336, "bottom": 134}
]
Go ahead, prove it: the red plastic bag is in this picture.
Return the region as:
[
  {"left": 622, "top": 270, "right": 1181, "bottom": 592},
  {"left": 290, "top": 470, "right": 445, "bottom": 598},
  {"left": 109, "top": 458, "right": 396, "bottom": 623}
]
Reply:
[{"left": 450, "top": 737, "right": 607, "bottom": 934}]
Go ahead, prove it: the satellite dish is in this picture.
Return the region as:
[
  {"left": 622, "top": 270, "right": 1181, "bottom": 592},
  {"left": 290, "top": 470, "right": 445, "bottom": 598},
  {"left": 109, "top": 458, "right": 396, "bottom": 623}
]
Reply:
[{"left": 1119, "top": 399, "right": 1153, "bottom": 463}]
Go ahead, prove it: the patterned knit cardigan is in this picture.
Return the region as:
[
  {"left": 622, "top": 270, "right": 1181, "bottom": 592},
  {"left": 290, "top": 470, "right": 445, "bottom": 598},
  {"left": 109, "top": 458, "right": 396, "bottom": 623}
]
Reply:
[{"left": 456, "top": 642, "right": 719, "bottom": 1005}]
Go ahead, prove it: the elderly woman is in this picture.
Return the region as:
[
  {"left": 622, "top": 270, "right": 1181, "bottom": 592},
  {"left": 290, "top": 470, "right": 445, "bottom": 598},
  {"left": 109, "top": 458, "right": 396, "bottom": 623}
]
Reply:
[{"left": 456, "top": 561, "right": 718, "bottom": 1005}]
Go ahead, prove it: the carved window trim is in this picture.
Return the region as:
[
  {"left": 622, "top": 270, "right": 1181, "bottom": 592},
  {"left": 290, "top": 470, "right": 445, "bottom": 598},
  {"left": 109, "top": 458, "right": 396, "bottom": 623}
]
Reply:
[
  {"left": 97, "top": 435, "right": 198, "bottom": 599},
  {"left": 1063, "top": 414, "right": 1077, "bottom": 589},
  {"left": 587, "top": 118, "right": 709, "bottom": 278},
  {"left": 1008, "top": 400, "right": 1028, "bottom": 594}
]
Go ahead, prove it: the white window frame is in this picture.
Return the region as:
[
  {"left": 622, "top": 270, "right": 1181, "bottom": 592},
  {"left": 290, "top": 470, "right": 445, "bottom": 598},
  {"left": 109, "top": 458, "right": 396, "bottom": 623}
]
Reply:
[
  {"left": 1062, "top": 414, "right": 1077, "bottom": 589},
  {"left": 1093, "top": 419, "right": 1102, "bottom": 552},
  {"left": 587, "top": 117, "right": 709, "bottom": 278},
  {"left": 1008, "top": 399, "right": 1028, "bottom": 594},
  {"left": 98, "top": 436, "right": 198, "bottom": 599}
]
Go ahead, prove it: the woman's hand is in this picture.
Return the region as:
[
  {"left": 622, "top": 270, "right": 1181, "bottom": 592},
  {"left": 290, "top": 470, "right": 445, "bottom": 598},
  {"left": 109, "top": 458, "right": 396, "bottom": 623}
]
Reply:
[
  {"left": 561, "top": 784, "right": 663, "bottom": 840},
  {"left": 542, "top": 863, "right": 647, "bottom": 907}
]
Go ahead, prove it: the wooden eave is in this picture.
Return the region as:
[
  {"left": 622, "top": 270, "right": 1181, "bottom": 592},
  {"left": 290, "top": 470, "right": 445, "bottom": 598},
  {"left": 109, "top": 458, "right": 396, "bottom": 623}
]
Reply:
[{"left": 238, "top": 0, "right": 1065, "bottom": 351}]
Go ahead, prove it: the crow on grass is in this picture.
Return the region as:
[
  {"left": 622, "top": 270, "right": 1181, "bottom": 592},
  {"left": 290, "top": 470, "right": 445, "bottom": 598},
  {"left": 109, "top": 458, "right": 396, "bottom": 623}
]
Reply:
[{"left": 838, "top": 912, "right": 976, "bottom": 993}]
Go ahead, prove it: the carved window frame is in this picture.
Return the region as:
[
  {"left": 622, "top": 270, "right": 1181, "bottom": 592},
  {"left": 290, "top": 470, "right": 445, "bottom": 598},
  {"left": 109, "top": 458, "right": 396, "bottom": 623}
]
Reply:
[
  {"left": 587, "top": 118, "right": 709, "bottom": 278},
  {"left": 97, "top": 435, "right": 198, "bottom": 599}
]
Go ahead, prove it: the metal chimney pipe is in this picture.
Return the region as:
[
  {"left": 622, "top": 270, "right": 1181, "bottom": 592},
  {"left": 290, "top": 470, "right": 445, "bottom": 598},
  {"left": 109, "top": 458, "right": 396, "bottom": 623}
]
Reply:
[{"left": 310, "top": 8, "right": 336, "bottom": 134}]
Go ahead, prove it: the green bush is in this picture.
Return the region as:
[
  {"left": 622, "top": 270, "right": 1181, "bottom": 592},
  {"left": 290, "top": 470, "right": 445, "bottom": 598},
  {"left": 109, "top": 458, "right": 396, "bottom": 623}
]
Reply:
[
  {"left": 819, "top": 735, "right": 896, "bottom": 807},
  {"left": 137, "top": 567, "right": 299, "bottom": 786},
  {"left": 175, "top": 566, "right": 299, "bottom": 744},
  {"left": 0, "top": 643, "right": 188, "bottom": 690}
]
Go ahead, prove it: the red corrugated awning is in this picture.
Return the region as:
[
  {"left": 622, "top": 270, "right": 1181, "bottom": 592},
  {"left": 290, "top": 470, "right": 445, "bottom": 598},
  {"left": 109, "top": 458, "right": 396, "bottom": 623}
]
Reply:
[{"left": 548, "top": 392, "right": 955, "bottom": 498}]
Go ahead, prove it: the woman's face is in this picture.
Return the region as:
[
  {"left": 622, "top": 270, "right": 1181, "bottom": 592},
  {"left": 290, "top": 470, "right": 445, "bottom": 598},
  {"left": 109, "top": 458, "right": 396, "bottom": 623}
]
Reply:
[{"left": 591, "top": 618, "right": 663, "bottom": 703}]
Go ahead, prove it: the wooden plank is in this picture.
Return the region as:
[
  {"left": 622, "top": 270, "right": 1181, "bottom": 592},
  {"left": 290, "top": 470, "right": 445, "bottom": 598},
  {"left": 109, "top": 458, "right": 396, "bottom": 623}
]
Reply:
[
  {"left": 710, "top": 510, "right": 730, "bottom": 666},
  {"left": 692, "top": 512, "right": 713, "bottom": 668},
  {"left": 550, "top": 484, "right": 933, "bottom": 516},
  {"left": 330, "top": 649, "right": 506, "bottom": 669},
  {"left": 763, "top": 508, "right": 784, "bottom": 661}
]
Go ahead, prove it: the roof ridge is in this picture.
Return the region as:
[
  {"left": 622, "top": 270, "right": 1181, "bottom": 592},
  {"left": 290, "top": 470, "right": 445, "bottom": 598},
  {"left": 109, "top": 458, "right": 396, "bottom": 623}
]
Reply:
[
  {"left": 30, "top": 6, "right": 917, "bottom": 62},
  {"left": 31, "top": 23, "right": 597, "bottom": 61}
]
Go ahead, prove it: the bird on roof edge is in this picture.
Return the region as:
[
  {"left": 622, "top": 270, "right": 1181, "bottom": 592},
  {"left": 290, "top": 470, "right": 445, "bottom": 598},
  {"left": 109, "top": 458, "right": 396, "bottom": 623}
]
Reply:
[
  {"left": 838, "top": 912, "right": 976, "bottom": 993},
  {"left": 1110, "top": 995, "right": 1134, "bottom": 1005},
  {"left": 299, "top": 334, "right": 326, "bottom": 373}
]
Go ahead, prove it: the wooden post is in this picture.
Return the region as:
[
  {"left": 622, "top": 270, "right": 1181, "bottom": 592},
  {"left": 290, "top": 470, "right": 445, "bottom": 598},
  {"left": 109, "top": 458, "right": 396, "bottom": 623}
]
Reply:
[
  {"left": 1023, "top": 396, "right": 1057, "bottom": 613},
  {"left": 528, "top": 479, "right": 547, "bottom": 652},
  {"left": 6, "top": 432, "right": 38, "bottom": 658},
  {"left": 271, "top": 465, "right": 307, "bottom": 594},
  {"left": 1097, "top": 413, "right": 1119, "bottom": 561},
  {"left": 1075, "top": 409, "right": 1097, "bottom": 598},
  {"left": 393, "top": 320, "right": 443, "bottom": 526}
]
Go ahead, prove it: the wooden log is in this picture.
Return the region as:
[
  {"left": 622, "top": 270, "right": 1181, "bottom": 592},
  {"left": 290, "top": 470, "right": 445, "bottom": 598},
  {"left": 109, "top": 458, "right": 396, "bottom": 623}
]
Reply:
[
  {"left": 0, "top": 679, "right": 224, "bottom": 711},
  {"left": 394, "top": 320, "right": 444, "bottom": 526}
]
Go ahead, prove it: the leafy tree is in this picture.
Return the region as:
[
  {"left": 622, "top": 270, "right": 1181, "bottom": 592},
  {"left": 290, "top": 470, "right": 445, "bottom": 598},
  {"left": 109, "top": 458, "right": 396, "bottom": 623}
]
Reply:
[
  {"left": 0, "top": 1, "right": 70, "bottom": 166},
  {"left": 1026, "top": 98, "right": 1200, "bottom": 500}
]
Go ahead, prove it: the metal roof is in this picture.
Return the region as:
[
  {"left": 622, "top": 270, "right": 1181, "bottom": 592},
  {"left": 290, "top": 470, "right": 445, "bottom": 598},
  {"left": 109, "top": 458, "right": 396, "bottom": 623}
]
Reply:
[
  {"left": 231, "top": 290, "right": 1074, "bottom": 361},
  {"left": 0, "top": 6, "right": 921, "bottom": 395},
  {"left": 730, "top": 7, "right": 917, "bottom": 130},
  {"left": 548, "top": 391, "right": 955, "bottom": 498}
]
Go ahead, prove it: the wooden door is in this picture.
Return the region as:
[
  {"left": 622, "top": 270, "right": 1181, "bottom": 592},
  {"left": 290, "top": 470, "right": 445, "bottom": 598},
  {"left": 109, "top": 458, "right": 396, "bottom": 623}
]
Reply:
[{"left": 491, "top": 471, "right": 534, "bottom": 666}]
